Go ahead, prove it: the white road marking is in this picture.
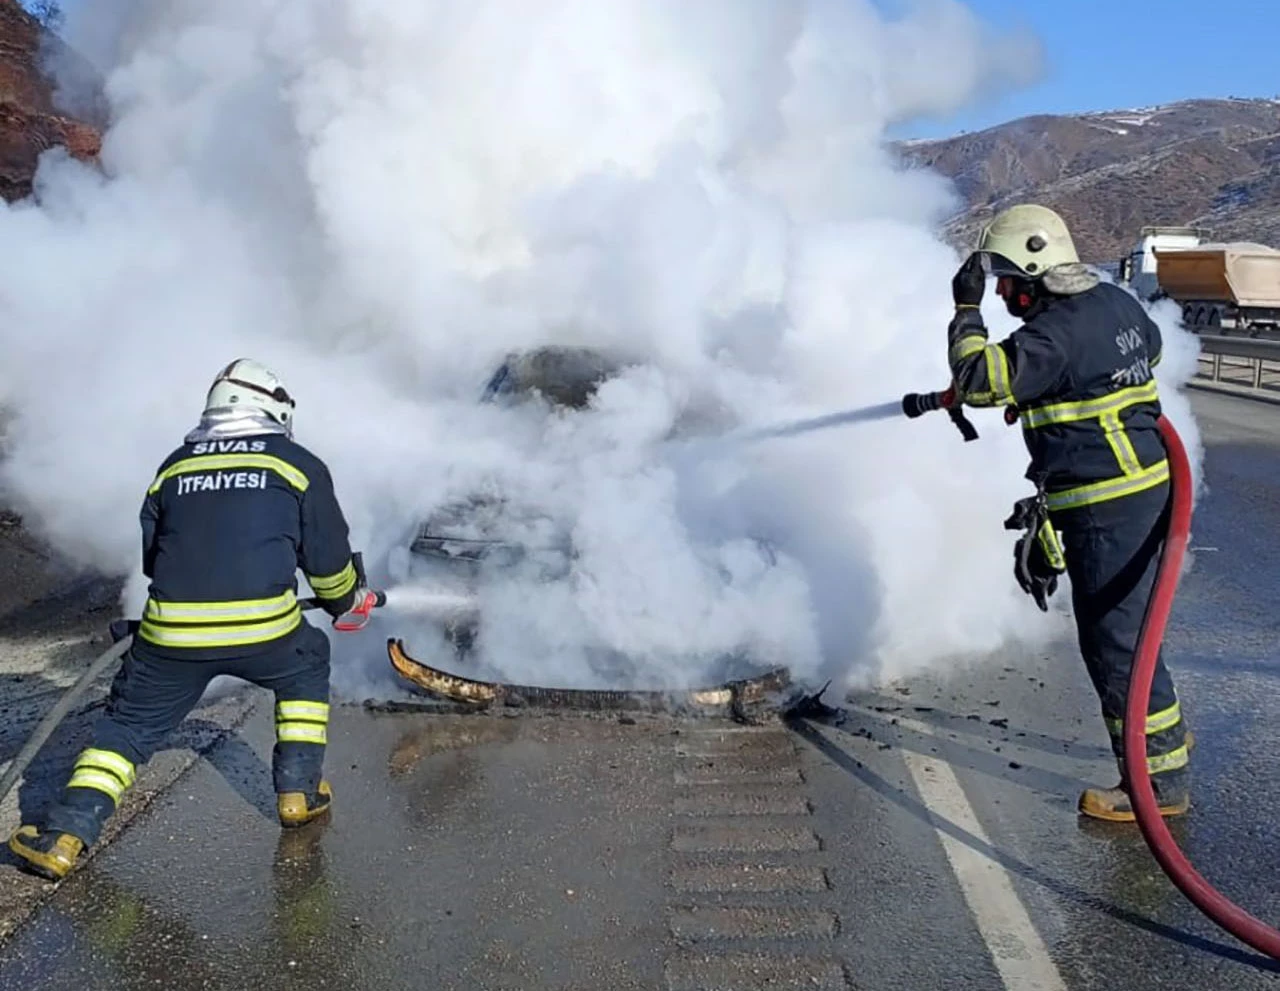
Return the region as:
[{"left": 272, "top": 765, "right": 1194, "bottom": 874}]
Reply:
[{"left": 899, "top": 744, "right": 1069, "bottom": 991}]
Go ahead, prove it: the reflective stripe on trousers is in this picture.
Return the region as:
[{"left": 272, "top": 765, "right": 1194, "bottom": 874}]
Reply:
[
  {"left": 1106, "top": 700, "right": 1188, "bottom": 775},
  {"left": 66, "top": 748, "right": 137, "bottom": 803},
  {"left": 276, "top": 700, "right": 329, "bottom": 745},
  {"left": 1106, "top": 699, "right": 1183, "bottom": 738},
  {"left": 1145, "top": 744, "right": 1190, "bottom": 774}
]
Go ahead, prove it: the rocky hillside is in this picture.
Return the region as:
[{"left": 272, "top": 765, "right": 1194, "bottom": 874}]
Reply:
[
  {"left": 896, "top": 98, "right": 1280, "bottom": 263},
  {"left": 0, "top": 0, "right": 100, "bottom": 201}
]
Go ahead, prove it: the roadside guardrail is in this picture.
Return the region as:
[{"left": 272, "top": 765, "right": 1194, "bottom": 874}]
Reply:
[{"left": 1194, "top": 334, "right": 1280, "bottom": 392}]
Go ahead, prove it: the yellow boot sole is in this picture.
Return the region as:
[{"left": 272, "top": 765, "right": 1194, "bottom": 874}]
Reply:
[
  {"left": 277, "top": 780, "right": 332, "bottom": 828},
  {"left": 8, "top": 825, "right": 83, "bottom": 881},
  {"left": 1079, "top": 786, "right": 1190, "bottom": 823},
  {"left": 1083, "top": 729, "right": 1195, "bottom": 822}
]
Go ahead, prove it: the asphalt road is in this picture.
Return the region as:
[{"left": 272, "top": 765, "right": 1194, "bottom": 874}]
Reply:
[{"left": 0, "top": 386, "right": 1277, "bottom": 990}]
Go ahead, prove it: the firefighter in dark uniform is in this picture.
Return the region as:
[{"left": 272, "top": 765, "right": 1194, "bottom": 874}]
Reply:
[
  {"left": 945, "top": 204, "right": 1192, "bottom": 822},
  {"left": 10, "top": 358, "right": 380, "bottom": 880}
]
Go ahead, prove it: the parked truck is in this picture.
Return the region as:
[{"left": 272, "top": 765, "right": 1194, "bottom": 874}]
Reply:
[
  {"left": 1116, "top": 225, "right": 1211, "bottom": 300},
  {"left": 1114, "top": 225, "right": 1280, "bottom": 336},
  {"left": 1152, "top": 241, "right": 1280, "bottom": 335}
]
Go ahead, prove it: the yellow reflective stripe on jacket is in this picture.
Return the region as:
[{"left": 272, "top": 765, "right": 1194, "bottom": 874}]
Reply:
[
  {"left": 144, "top": 590, "right": 297, "bottom": 624},
  {"left": 307, "top": 560, "right": 357, "bottom": 600},
  {"left": 1019, "top": 381, "right": 1158, "bottom": 428},
  {"left": 1022, "top": 380, "right": 1166, "bottom": 511},
  {"left": 276, "top": 700, "right": 329, "bottom": 745},
  {"left": 984, "top": 344, "right": 1014, "bottom": 404},
  {"left": 138, "top": 605, "right": 302, "bottom": 649},
  {"left": 1045, "top": 460, "right": 1169, "bottom": 512},
  {"left": 1106, "top": 701, "right": 1181, "bottom": 737},
  {"left": 1100, "top": 409, "right": 1143, "bottom": 476},
  {"left": 148, "top": 454, "right": 309, "bottom": 494},
  {"left": 949, "top": 334, "right": 986, "bottom": 364},
  {"left": 949, "top": 338, "right": 1014, "bottom": 406},
  {"left": 67, "top": 748, "right": 137, "bottom": 802}
]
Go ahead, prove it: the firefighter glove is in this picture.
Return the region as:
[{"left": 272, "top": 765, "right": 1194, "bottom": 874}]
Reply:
[
  {"left": 333, "top": 588, "right": 386, "bottom": 632},
  {"left": 952, "top": 252, "right": 986, "bottom": 308},
  {"left": 1012, "top": 527, "right": 1064, "bottom": 612},
  {"left": 1005, "top": 495, "right": 1065, "bottom": 613}
]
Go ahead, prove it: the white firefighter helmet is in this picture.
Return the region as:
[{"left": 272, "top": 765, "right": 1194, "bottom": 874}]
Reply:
[
  {"left": 977, "top": 204, "right": 1079, "bottom": 279},
  {"left": 202, "top": 358, "right": 295, "bottom": 430}
]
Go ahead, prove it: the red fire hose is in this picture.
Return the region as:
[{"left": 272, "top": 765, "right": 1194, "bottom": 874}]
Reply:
[
  {"left": 1128, "top": 415, "right": 1280, "bottom": 959},
  {"left": 903, "top": 390, "right": 1280, "bottom": 959}
]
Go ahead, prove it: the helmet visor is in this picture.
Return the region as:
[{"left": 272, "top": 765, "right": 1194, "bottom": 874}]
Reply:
[{"left": 978, "top": 250, "right": 1029, "bottom": 279}]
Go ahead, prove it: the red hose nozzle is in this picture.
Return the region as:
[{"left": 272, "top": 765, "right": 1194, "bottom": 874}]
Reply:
[
  {"left": 902, "top": 386, "right": 955, "bottom": 418},
  {"left": 902, "top": 387, "right": 977, "bottom": 441}
]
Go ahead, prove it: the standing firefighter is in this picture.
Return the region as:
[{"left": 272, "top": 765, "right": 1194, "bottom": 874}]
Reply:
[
  {"left": 945, "top": 204, "right": 1191, "bottom": 822},
  {"left": 10, "top": 359, "right": 381, "bottom": 880}
]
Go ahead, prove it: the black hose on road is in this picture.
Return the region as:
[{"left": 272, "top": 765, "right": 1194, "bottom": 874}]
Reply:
[{"left": 0, "top": 636, "right": 131, "bottom": 809}]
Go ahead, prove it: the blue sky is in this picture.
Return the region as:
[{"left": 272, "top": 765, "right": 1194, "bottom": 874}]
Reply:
[{"left": 887, "top": 0, "right": 1280, "bottom": 139}]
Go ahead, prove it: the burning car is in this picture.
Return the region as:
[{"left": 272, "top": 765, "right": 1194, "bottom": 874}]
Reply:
[{"left": 381, "top": 344, "right": 794, "bottom": 713}]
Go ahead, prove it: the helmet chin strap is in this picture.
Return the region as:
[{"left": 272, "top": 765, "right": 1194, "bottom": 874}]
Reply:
[
  {"left": 998, "top": 274, "right": 1043, "bottom": 319},
  {"left": 1008, "top": 291, "right": 1035, "bottom": 318}
]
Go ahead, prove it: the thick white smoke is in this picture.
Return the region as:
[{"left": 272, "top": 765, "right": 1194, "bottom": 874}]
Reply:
[{"left": 0, "top": 0, "right": 1201, "bottom": 700}]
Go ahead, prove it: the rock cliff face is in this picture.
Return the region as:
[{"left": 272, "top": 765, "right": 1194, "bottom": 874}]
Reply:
[
  {"left": 895, "top": 98, "right": 1280, "bottom": 262},
  {"left": 0, "top": 0, "right": 101, "bottom": 201}
]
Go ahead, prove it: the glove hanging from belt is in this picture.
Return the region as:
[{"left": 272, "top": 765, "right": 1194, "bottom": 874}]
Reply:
[{"left": 1004, "top": 477, "right": 1066, "bottom": 612}]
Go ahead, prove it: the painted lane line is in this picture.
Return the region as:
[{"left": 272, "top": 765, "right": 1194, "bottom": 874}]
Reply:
[{"left": 901, "top": 749, "right": 1068, "bottom": 991}]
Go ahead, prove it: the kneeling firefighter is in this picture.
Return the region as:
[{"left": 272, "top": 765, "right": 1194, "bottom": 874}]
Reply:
[
  {"left": 945, "top": 204, "right": 1192, "bottom": 822},
  {"left": 10, "top": 358, "right": 382, "bottom": 881}
]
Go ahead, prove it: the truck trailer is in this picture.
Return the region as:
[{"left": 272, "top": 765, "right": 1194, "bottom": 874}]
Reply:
[
  {"left": 1152, "top": 241, "right": 1280, "bottom": 335},
  {"left": 1117, "top": 225, "right": 1211, "bottom": 300}
]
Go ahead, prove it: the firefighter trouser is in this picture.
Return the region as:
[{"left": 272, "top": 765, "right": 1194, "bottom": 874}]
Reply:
[
  {"left": 45, "top": 623, "right": 331, "bottom": 847},
  {"left": 1054, "top": 479, "right": 1189, "bottom": 792}
]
